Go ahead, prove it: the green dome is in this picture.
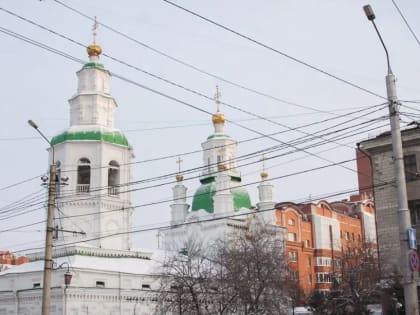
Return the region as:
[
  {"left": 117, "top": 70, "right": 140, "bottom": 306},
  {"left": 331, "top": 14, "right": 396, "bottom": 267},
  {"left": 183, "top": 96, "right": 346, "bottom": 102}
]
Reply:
[
  {"left": 51, "top": 130, "right": 129, "bottom": 147},
  {"left": 191, "top": 177, "right": 252, "bottom": 213}
]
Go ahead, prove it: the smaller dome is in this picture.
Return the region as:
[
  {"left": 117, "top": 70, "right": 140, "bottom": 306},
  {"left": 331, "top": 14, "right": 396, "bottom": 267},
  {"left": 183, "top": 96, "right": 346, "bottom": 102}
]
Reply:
[
  {"left": 176, "top": 174, "right": 184, "bottom": 182},
  {"left": 212, "top": 112, "right": 225, "bottom": 124},
  {"left": 87, "top": 44, "right": 102, "bottom": 57},
  {"left": 260, "top": 171, "right": 269, "bottom": 179}
]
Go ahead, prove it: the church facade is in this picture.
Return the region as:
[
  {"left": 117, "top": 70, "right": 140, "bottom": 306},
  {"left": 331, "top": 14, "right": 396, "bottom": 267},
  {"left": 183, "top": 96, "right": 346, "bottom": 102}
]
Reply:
[{"left": 0, "top": 39, "right": 281, "bottom": 314}]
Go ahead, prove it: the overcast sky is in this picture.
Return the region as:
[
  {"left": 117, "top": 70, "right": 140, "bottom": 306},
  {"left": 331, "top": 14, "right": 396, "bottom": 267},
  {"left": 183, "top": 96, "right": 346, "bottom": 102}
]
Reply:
[{"left": 1, "top": 0, "right": 419, "bottom": 254}]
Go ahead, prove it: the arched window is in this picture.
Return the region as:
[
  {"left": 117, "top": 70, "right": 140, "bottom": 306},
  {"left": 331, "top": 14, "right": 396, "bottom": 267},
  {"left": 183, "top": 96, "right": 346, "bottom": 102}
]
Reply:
[
  {"left": 77, "top": 158, "right": 90, "bottom": 193},
  {"left": 108, "top": 160, "right": 119, "bottom": 196}
]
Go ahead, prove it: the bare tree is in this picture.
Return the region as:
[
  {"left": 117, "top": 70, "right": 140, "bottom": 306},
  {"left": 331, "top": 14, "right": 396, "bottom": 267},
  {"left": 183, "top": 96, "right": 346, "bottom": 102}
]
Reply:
[
  {"left": 156, "top": 222, "right": 290, "bottom": 315},
  {"left": 217, "top": 224, "right": 289, "bottom": 314},
  {"left": 308, "top": 241, "right": 381, "bottom": 315}
]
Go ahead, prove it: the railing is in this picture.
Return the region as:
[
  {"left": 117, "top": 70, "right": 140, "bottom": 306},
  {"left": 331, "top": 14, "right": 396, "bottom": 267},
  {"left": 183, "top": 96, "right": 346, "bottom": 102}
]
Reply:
[
  {"left": 108, "top": 186, "right": 119, "bottom": 196},
  {"left": 76, "top": 184, "right": 90, "bottom": 194}
]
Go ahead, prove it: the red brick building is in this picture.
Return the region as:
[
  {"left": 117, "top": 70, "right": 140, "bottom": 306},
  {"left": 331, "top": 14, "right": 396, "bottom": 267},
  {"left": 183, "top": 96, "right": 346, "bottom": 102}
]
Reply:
[
  {"left": 275, "top": 198, "right": 376, "bottom": 295},
  {"left": 0, "top": 250, "right": 28, "bottom": 271}
]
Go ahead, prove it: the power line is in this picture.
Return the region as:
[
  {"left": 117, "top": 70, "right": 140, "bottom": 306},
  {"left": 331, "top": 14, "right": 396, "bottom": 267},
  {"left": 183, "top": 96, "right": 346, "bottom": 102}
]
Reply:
[
  {"left": 0, "top": 9, "right": 391, "bottom": 178},
  {"left": 391, "top": 0, "right": 420, "bottom": 48},
  {"left": 0, "top": 116, "right": 388, "bottom": 220},
  {"left": 0, "top": 6, "right": 384, "bottom": 152},
  {"left": 0, "top": 23, "right": 370, "bottom": 178},
  {"left": 162, "top": 0, "right": 386, "bottom": 100},
  {"left": 49, "top": 0, "right": 356, "bottom": 116},
  {"left": 11, "top": 180, "right": 391, "bottom": 255},
  {"left": 0, "top": 174, "right": 42, "bottom": 192}
]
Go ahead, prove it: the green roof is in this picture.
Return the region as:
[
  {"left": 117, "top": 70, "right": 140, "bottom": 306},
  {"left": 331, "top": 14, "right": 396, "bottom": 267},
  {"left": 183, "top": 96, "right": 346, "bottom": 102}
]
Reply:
[
  {"left": 191, "top": 177, "right": 251, "bottom": 213},
  {"left": 207, "top": 133, "right": 230, "bottom": 140},
  {"left": 51, "top": 130, "right": 129, "bottom": 147},
  {"left": 83, "top": 62, "right": 104, "bottom": 69}
]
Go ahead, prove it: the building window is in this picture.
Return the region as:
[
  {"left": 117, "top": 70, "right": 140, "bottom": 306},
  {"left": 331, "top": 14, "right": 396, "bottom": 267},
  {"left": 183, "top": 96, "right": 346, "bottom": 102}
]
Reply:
[
  {"left": 290, "top": 270, "right": 299, "bottom": 281},
  {"left": 305, "top": 240, "right": 311, "bottom": 248},
  {"left": 308, "top": 274, "right": 312, "bottom": 284},
  {"left": 288, "top": 232, "right": 297, "bottom": 242},
  {"left": 108, "top": 160, "right": 120, "bottom": 196},
  {"left": 345, "top": 232, "right": 350, "bottom": 241},
  {"left": 77, "top": 158, "right": 91, "bottom": 193},
  {"left": 142, "top": 284, "right": 151, "bottom": 289},
  {"left": 289, "top": 251, "right": 298, "bottom": 262},
  {"left": 33, "top": 283, "right": 41, "bottom": 288},
  {"left": 288, "top": 218, "right": 295, "bottom": 226},
  {"left": 404, "top": 154, "right": 418, "bottom": 181},
  {"left": 307, "top": 255, "right": 311, "bottom": 267},
  {"left": 96, "top": 281, "right": 105, "bottom": 288},
  {"left": 316, "top": 272, "right": 332, "bottom": 283},
  {"left": 315, "top": 257, "right": 332, "bottom": 267},
  {"left": 409, "top": 199, "right": 420, "bottom": 225}
]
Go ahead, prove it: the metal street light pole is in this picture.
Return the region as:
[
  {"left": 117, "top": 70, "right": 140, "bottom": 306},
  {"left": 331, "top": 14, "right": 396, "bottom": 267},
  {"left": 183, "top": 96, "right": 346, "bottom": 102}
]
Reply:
[
  {"left": 363, "top": 6, "right": 419, "bottom": 315},
  {"left": 28, "top": 119, "right": 56, "bottom": 315}
]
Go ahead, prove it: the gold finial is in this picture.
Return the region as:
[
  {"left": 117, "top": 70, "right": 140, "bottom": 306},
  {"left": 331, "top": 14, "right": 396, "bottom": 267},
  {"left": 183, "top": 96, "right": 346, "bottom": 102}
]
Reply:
[
  {"left": 260, "top": 155, "right": 268, "bottom": 179},
  {"left": 87, "top": 16, "right": 102, "bottom": 57},
  {"left": 176, "top": 156, "right": 184, "bottom": 182},
  {"left": 212, "top": 85, "right": 225, "bottom": 124}
]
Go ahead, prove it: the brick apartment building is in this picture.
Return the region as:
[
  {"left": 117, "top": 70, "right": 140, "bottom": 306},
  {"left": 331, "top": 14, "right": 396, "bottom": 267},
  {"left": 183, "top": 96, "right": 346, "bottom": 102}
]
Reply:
[{"left": 275, "top": 199, "right": 376, "bottom": 294}]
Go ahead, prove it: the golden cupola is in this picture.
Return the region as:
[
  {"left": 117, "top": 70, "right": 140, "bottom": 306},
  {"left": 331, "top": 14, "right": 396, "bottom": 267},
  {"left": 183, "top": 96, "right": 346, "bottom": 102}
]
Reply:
[{"left": 87, "top": 44, "right": 102, "bottom": 57}]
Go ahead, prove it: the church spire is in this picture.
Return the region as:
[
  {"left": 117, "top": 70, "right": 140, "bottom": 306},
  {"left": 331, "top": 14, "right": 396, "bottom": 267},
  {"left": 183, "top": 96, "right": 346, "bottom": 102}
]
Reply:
[
  {"left": 86, "top": 16, "right": 102, "bottom": 61},
  {"left": 171, "top": 157, "right": 189, "bottom": 225},
  {"left": 257, "top": 155, "right": 275, "bottom": 223},
  {"left": 212, "top": 85, "right": 225, "bottom": 134}
]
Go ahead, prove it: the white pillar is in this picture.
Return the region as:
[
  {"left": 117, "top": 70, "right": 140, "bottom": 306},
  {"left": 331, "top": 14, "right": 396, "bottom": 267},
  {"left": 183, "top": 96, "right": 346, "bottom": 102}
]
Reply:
[
  {"left": 213, "top": 165, "right": 234, "bottom": 215},
  {"left": 170, "top": 175, "right": 189, "bottom": 225},
  {"left": 257, "top": 171, "right": 276, "bottom": 223}
]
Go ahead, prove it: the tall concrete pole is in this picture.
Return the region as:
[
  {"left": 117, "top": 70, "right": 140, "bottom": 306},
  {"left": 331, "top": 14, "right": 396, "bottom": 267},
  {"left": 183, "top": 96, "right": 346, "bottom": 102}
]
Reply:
[
  {"left": 386, "top": 73, "right": 419, "bottom": 315},
  {"left": 28, "top": 120, "right": 56, "bottom": 315},
  {"left": 41, "top": 163, "right": 56, "bottom": 315},
  {"left": 363, "top": 6, "right": 418, "bottom": 315}
]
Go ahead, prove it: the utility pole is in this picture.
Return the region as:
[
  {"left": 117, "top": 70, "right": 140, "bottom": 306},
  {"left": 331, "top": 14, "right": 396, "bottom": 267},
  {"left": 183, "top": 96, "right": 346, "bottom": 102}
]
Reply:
[
  {"left": 28, "top": 120, "right": 56, "bottom": 315},
  {"left": 363, "top": 6, "right": 419, "bottom": 315}
]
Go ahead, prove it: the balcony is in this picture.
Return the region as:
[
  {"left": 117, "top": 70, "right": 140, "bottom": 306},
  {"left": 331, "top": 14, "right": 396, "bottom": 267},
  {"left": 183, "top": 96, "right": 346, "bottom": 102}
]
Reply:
[
  {"left": 108, "top": 186, "right": 119, "bottom": 196},
  {"left": 76, "top": 184, "right": 90, "bottom": 194}
]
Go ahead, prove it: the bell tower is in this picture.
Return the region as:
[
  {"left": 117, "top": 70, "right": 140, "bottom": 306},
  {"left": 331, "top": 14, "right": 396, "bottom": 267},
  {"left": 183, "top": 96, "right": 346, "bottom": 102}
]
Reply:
[{"left": 50, "top": 29, "right": 133, "bottom": 250}]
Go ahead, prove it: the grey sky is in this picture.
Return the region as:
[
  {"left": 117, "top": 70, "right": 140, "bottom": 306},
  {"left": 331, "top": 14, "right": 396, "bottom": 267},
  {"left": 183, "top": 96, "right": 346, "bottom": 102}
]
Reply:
[{"left": 1, "top": 0, "right": 419, "bottom": 253}]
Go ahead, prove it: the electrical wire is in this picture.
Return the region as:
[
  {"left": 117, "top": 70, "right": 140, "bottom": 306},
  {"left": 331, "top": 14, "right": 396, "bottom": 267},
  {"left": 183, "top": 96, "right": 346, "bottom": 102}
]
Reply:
[
  {"left": 0, "top": 12, "right": 391, "bottom": 181},
  {"left": 49, "top": 0, "right": 359, "bottom": 116},
  {"left": 0, "top": 116, "right": 388, "bottom": 220},
  {"left": 162, "top": 0, "right": 386, "bottom": 100},
  {"left": 10, "top": 180, "right": 391, "bottom": 255},
  {"left": 391, "top": 0, "right": 420, "bottom": 48}
]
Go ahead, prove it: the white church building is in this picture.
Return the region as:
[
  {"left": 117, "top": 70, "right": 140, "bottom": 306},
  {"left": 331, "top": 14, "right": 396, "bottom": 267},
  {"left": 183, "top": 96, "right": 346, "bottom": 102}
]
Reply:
[{"left": 0, "top": 39, "right": 285, "bottom": 315}]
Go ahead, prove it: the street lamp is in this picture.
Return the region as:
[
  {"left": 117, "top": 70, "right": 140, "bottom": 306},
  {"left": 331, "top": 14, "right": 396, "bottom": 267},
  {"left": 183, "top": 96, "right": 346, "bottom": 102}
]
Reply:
[
  {"left": 28, "top": 119, "right": 57, "bottom": 315},
  {"left": 363, "top": 5, "right": 419, "bottom": 315},
  {"left": 52, "top": 261, "right": 73, "bottom": 287}
]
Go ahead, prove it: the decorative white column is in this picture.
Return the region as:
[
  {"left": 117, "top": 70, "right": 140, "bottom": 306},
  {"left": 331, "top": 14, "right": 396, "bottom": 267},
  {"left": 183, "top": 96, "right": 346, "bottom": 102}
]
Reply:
[
  {"left": 213, "top": 164, "right": 234, "bottom": 215},
  {"left": 170, "top": 174, "right": 190, "bottom": 225},
  {"left": 257, "top": 171, "right": 276, "bottom": 223}
]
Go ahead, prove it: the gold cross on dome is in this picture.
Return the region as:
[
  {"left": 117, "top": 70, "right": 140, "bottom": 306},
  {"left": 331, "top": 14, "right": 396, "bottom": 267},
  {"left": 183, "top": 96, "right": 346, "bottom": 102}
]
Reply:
[
  {"left": 260, "top": 154, "right": 266, "bottom": 172},
  {"left": 176, "top": 156, "right": 183, "bottom": 174},
  {"left": 214, "top": 85, "right": 221, "bottom": 112},
  {"left": 92, "top": 16, "right": 98, "bottom": 44}
]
